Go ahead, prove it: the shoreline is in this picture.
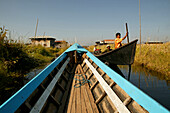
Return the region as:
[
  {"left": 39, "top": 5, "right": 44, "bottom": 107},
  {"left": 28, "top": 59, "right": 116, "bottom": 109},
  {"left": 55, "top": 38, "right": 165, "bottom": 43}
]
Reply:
[
  {"left": 132, "top": 62, "right": 169, "bottom": 80},
  {"left": 134, "top": 43, "right": 170, "bottom": 80}
]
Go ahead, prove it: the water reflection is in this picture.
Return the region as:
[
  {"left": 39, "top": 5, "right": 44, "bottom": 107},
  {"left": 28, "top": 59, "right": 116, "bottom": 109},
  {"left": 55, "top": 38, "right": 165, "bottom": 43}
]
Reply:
[
  {"left": 24, "top": 65, "right": 47, "bottom": 84},
  {"left": 118, "top": 65, "right": 170, "bottom": 110}
]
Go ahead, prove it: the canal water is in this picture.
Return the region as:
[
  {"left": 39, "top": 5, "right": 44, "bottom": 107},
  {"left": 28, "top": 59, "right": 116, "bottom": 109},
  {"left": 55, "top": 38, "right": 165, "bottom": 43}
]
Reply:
[
  {"left": 24, "top": 65, "right": 48, "bottom": 84},
  {"left": 118, "top": 65, "right": 170, "bottom": 110}
]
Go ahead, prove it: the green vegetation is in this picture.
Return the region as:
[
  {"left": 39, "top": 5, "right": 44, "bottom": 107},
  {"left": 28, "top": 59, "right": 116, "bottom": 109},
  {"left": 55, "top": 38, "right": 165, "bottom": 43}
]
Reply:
[
  {"left": 134, "top": 43, "right": 170, "bottom": 80},
  {"left": 0, "top": 44, "right": 59, "bottom": 104},
  {"left": 0, "top": 26, "right": 63, "bottom": 104}
]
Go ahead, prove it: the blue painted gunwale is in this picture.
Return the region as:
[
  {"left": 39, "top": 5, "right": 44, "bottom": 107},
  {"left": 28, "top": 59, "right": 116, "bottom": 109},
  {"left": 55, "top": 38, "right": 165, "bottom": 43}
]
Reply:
[
  {"left": 0, "top": 52, "right": 67, "bottom": 113},
  {"left": 0, "top": 43, "right": 169, "bottom": 113},
  {"left": 66, "top": 43, "right": 169, "bottom": 113},
  {"left": 86, "top": 52, "right": 169, "bottom": 113}
]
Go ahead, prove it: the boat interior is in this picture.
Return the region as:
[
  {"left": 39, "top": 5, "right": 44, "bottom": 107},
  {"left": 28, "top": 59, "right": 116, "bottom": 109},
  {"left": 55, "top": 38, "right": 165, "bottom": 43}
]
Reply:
[{"left": 15, "top": 52, "right": 148, "bottom": 113}]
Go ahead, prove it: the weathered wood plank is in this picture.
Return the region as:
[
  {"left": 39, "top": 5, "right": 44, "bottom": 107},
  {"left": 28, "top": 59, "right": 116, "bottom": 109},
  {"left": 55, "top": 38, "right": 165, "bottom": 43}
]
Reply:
[
  {"left": 30, "top": 57, "right": 70, "bottom": 113},
  {"left": 61, "top": 74, "right": 68, "bottom": 81},
  {"left": 79, "top": 64, "right": 99, "bottom": 113},
  {"left": 76, "top": 73, "right": 81, "bottom": 113},
  {"left": 71, "top": 74, "right": 77, "bottom": 113},
  {"left": 123, "top": 96, "right": 132, "bottom": 106},
  {"left": 87, "top": 72, "right": 93, "bottom": 80},
  {"left": 95, "top": 81, "right": 116, "bottom": 104},
  {"left": 84, "top": 59, "right": 130, "bottom": 113},
  {"left": 25, "top": 101, "right": 32, "bottom": 110},
  {"left": 80, "top": 85, "right": 87, "bottom": 113},
  {"left": 82, "top": 85, "right": 94, "bottom": 113},
  {"left": 67, "top": 76, "right": 76, "bottom": 113},
  {"left": 49, "top": 94, "right": 60, "bottom": 106},
  {"left": 57, "top": 70, "right": 75, "bottom": 113},
  {"left": 90, "top": 72, "right": 105, "bottom": 90},
  {"left": 57, "top": 82, "right": 65, "bottom": 92},
  {"left": 85, "top": 83, "right": 99, "bottom": 113}
]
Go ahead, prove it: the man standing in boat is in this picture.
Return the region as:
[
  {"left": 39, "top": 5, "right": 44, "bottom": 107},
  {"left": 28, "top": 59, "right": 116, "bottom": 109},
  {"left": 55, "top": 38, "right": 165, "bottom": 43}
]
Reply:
[{"left": 115, "top": 32, "right": 128, "bottom": 48}]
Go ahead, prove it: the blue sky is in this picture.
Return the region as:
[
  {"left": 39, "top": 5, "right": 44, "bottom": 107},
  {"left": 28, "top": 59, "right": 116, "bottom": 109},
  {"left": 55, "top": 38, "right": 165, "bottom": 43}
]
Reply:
[{"left": 0, "top": 0, "right": 170, "bottom": 45}]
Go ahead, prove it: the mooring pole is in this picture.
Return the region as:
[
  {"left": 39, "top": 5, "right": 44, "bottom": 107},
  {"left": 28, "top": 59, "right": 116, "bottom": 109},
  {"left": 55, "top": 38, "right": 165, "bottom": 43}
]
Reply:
[
  {"left": 74, "top": 51, "right": 77, "bottom": 64},
  {"left": 139, "top": 0, "right": 141, "bottom": 54},
  {"left": 128, "top": 64, "right": 131, "bottom": 81},
  {"left": 34, "top": 18, "right": 39, "bottom": 38}
]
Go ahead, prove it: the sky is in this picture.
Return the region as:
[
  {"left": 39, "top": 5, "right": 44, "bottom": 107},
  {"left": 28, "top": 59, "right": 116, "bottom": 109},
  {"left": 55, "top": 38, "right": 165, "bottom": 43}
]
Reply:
[{"left": 0, "top": 0, "right": 170, "bottom": 45}]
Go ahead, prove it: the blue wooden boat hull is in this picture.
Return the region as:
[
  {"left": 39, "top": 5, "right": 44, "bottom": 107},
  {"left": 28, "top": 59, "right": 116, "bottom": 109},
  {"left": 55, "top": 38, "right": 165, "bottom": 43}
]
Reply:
[{"left": 0, "top": 43, "right": 169, "bottom": 113}]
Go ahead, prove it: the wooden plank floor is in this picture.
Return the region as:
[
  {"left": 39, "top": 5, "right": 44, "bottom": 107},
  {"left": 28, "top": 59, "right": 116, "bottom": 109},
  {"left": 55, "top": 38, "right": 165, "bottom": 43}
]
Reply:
[{"left": 67, "top": 65, "right": 99, "bottom": 113}]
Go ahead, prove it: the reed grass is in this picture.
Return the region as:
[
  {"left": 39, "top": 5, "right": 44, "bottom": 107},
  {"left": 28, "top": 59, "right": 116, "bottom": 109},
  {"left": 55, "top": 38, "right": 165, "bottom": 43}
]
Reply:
[
  {"left": 134, "top": 42, "right": 170, "bottom": 80},
  {"left": 0, "top": 27, "right": 69, "bottom": 104},
  {"left": 0, "top": 43, "right": 59, "bottom": 104}
]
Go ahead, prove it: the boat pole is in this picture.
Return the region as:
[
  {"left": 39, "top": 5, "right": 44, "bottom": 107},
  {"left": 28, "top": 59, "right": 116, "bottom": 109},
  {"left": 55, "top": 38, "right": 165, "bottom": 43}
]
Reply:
[
  {"left": 126, "top": 23, "right": 129, "bottom": 43},
  {"left": 126, "top": 23, "right": 131, "bottom": 80}
]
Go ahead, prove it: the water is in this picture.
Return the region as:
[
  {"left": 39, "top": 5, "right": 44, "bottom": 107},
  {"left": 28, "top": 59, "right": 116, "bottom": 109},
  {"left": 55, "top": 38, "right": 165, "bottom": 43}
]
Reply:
[
  {"left": 118, "top": 65, "right": 170, "bottom": 110},
  {"left": 24, "top": 65, "right": 48, "bottom": 84}
]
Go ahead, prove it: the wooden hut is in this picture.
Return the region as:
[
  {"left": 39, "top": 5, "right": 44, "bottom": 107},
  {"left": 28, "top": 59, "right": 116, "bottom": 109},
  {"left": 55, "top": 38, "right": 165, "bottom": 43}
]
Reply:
[
  {"left": 55, "top": 40, "right": 68, "bottom": 48},
  {"left": 30, "top": 36, "right": 56, "bottom": 47}
]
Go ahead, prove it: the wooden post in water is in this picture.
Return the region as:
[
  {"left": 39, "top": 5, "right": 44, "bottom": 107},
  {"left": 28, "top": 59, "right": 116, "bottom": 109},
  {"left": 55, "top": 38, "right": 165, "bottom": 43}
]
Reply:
[
  {"left": 74, "top": 51, "right": 77, "bottom": 64},
  {"left": 139, "top": 0, "right": 141, "bottom": 54},
  {"left": 128, "top": 64, "right": 131, "bottom": 81},
  {"left": 126, "top": 23, "right": 131, "bottom": 80}
]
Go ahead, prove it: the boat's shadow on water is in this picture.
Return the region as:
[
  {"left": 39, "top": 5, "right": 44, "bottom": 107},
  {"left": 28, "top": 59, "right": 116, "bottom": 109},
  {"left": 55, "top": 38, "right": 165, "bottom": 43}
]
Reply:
[{"left": 117, "top": 65, "right": 170, "bottom": 110}]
